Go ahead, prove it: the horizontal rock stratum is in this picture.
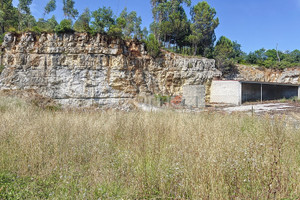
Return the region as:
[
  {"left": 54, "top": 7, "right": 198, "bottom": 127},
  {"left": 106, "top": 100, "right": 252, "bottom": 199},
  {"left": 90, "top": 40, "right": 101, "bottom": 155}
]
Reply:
[{"left": 0, "top": 32, "right": 221, "bottom": 107}]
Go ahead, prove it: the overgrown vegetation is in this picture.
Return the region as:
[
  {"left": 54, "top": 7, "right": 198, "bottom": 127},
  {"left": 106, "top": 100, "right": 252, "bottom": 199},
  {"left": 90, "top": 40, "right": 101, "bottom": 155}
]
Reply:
[
  {"left": 0, "top": 96, "right": 300, "bottom": 199},
  {"left": 54, "top": 19, "right": 73, "bottom": 33},
  {"left": 212, "top": 35, "right": 300, "bottom": 70},
  {"left": 145, "top": 34, "right": 161, "bottom": 58},
  {"left": 244, "top": 48, "right": 300, "bottom": 69},
  {"left": 154, "top": 93, "right": 171, "bottom": 105}
]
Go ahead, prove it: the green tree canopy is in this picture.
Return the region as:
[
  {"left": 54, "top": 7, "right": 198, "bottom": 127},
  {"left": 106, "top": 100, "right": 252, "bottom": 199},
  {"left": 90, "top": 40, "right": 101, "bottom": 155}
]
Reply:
[
  {"left": 189, "top": 1, "right": 219, "bottom": 56},
  {"left": 73, "top": 8, "right": 91, "bottom": 32},
  {"left": 150, "top": 0, "right": 190, "bottom": 43},
  {"left": 119, "top": 8, "right": 142, "bottom": 39},
  {"left": 44, "top": 0, "right": 56, "bottom": 16},
  {"left": 145, "top": 33, "right": 160, "bottom": 57},
  {"left": 54, "top": 18, "right": 73, "bottom": 33},
  {"left": 18, "top": 0, "right": 32, "bottom": 14},
  {"left": 0, "top": 0, "right": 18, "bottom": 34},
  {"left": 213, "top": 36, "right": 234, "bottom": 69},
  {"left": 36, "top": 15, "right": 58, "bottom": 32},
  {"left": 108, "top": 17, "right": 126, "bottom": 37},
  {"left": 63, "top": 0, "right": 78, "bottom": 19},
  {"left": 91, "top": 7, "right": 114, "bottom": 34}
]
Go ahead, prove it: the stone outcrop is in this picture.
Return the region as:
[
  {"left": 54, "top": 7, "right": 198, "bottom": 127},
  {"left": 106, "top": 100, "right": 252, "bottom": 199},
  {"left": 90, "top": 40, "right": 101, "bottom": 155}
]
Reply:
[
  {"left": 226, "top": 65, "right": 300, "bottom": 84},
  {"left": 0, "top": 32, "right": 221, "bottom": 107}
]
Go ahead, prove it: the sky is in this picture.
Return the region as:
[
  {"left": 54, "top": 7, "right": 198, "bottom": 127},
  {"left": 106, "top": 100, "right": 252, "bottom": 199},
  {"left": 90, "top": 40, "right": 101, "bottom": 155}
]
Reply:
[{"left": 12, "top": 0, "right": 300, "bottom": 53}]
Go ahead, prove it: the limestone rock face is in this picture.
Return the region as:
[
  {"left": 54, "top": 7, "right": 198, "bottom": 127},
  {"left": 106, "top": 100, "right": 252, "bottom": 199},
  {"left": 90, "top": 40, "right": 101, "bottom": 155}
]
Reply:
[
  {"left": 0, "top": 32, "right": 220, "bottom": 107},
  {"left": 230, "top": 65, "right": 300, "bottom": 84}
]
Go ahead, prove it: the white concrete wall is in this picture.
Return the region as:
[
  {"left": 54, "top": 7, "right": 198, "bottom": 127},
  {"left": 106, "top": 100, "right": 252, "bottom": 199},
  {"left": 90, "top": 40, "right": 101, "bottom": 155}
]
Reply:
[
  {"left": 298, "top": 86, "right": 300, "bottom": 99},
  {"left": 183, "top": 85, "right": 205, "bottom": 107},
  {"left": 210, "top": 80, "right": 242, "bottom": 105}
]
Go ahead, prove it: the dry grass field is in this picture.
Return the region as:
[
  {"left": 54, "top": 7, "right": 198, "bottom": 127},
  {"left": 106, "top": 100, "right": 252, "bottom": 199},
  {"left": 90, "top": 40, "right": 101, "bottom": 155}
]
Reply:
[{"left": 0, "top": 96, "right": 300, "bottom": 199}]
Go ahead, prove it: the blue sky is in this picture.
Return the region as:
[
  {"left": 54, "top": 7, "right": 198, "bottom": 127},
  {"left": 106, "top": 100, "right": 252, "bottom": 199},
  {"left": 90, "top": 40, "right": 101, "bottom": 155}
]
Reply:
[{"left": 12, "top": 0, "right": 300, "bottom": 53}]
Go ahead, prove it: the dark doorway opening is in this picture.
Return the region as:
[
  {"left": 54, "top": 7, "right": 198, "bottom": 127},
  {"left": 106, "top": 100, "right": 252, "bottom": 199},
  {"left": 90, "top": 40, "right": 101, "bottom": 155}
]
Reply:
[{"left": 242, "top": 82, "right": 298, "bottom": 103}]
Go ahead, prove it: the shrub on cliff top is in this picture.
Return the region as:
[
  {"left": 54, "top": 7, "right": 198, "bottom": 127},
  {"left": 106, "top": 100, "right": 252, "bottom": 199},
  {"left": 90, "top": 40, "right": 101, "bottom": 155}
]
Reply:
[
  {"left": 54, "top": 19, "right": 74, "bottom": 33},
  {"left": 145, "top": 34, "right": 160, "bottom": 58}
]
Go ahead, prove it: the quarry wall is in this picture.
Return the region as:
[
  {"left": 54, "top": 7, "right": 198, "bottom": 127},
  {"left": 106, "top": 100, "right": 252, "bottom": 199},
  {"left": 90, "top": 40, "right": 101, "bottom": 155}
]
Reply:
[
  {"left": 0, "top": 32, "right": 221, "bottom": 107},
  {"left": 229, "top": 65, "right": 300, "bottom": 84}
]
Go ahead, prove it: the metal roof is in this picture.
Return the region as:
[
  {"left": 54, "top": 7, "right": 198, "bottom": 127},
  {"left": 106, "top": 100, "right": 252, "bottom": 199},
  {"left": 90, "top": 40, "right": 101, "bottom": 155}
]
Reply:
[
  {"left": 240, "top": 81, "right": 300, "bottom": 87},
  {"left": 212, "top": 80, "right": 300, "bottom": 87}
]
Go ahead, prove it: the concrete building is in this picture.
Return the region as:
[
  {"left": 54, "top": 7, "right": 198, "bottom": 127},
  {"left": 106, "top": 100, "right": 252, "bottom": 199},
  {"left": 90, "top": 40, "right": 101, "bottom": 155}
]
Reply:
[
  {"left": 183, "top": 85, "right": 205, "bottom": 107},
  {"left": 210, "top": 80, "right": 300, "bottom": 105}
]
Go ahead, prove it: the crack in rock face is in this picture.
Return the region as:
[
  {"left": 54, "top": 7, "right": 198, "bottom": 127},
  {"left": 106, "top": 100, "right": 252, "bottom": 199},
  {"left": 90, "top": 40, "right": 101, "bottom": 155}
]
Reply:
[{"left": 0, "top": 32, "right": 221, "bottom": 107}]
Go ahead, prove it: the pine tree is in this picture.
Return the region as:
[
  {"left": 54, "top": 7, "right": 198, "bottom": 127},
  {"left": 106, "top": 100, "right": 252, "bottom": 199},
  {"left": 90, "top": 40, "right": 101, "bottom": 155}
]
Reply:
[
  {"left": 189, "top": 1, "right": 219, "bottom": 56},
  {"left": 0, "top": 0, "right": 17, "bottom": 34},
  {"left": 91, "top": 7, "right": 114, "bottom": 33},
  {"left": 73, "top": 8, "right": 91, "bottom": 32},
  {"left": 44, "top": 0, "right": 56, "bottom": 16},
  {"left": 119, "top": 8, "right": 142, "bottom": 39},
  {"left": 63, "top": 0, "right": 78, "bottom": 19}
]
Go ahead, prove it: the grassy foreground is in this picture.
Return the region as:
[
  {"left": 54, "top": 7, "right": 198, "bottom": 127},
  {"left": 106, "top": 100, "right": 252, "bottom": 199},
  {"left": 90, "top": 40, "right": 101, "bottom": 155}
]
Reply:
[{"left": 0, "top": 97, "right": 300, "bottom": 199}]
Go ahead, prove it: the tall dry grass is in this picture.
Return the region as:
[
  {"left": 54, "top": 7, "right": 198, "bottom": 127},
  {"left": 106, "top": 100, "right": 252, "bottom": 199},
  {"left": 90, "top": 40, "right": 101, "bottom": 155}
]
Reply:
[{"left": 0, "top": 96, "right": 300, "bottom": 199}]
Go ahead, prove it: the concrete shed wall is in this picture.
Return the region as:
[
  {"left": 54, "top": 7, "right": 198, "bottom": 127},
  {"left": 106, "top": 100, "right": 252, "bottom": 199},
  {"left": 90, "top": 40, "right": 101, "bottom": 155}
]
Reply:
[
  {"left": 210, "top": 81, "right": 241, "bottom": 105},
  {"left": 183, "top": 85, "right": 205, "bottom": 107}
]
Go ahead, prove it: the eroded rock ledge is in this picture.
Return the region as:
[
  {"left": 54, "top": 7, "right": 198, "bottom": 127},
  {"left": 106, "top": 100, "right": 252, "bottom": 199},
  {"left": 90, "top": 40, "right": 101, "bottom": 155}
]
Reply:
[
  {"left": 0, "top": 32, "right": 221, "bottom": 107},
  {"left": 232, "top": 65, "right": 300, "bottom": 84}
]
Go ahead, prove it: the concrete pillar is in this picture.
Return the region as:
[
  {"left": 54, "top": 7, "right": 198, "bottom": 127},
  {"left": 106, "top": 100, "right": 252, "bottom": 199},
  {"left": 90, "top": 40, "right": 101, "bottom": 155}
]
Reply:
[
  {"left": 183, "top": 85, "right": 205, "bottom": 108},
  {"left": 298, "top": 86, "right": 300, "bottom": 99},
  {"left": 238, "top": 81, "right": 242, "bottom": 105}
]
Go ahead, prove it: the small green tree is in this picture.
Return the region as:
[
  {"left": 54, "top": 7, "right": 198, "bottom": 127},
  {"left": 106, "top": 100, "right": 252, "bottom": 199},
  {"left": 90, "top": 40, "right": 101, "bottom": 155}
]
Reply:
[
  {"left": 145, "top": 34, "right": 160, "bottom": 58},
  {"left": 141, "top": 27, "right": 148, "bottom": 39},
  {"left": 36, "top": 18, "right": 47, "bottom": 30},
  {"left": 119, "top": 8, "right": 142, "bottom": 39},
  {"left": 36, "top": 15, "right": 58, "bottom": 32},
  {"left": 18, "top": 0, "right": 33, "bottom": 30},
  {"left": 54, "top": 19, "right": 73, "bottom": 33},
  {"left": 91, "top": 7, "right": 114, "bottom": 34},
  {"left": 47, "top": 15, "right": 58, "bottom": 30},
  {"left": 108, "top": 17, "right": 126, "bottom": 37},
  {"left": 213, "top": 36, "right": 235, "bottom": 70},
  {"left": 0, "top": 0, "right": 18, "bottom": 34},
  {"left": 63, "top": 0, "right": 78, "bottom": 19},
  {"left": 18, "top": 0, "right": 32, "bottom": 15},
  {"left": 246, "top": 48, "right": 266, "bottom": 65},
  {"left": 73, "top": 8, "right": 91, "bottom": 32},
  {"left": 19, "top": 14, "right": 36, "bottom": 30},
  {"left": 189, "top": 1, "right": 219, "bottom": 56},
  {"left": 44, "top": 0, "right": 56, "bottom": 16}
]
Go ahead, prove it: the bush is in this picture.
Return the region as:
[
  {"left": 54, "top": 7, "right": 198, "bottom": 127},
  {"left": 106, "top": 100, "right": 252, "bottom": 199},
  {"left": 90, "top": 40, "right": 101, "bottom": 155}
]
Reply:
[
  {"left": 30, "top": 26, "right": 42, "bottom": 34},
  {"left": 7, "top": 27, "right": 17, "bottom": 33},
  {"left": 54, "top": 19, "right": 74, "bottom": 33},
  {"left": 154, "top": 94, "right": 171, "bottom": 105},
  {"left": 278, "top": 60, "right": 292, "bottom": 69},
  {"left": 108, "top": 25, "right": 123, "bottom": 37},
  {"left": 262, "top": 59, "right": 274, "bottom": 68},
  {"left": 145, "top": 34, "right": 160, "bottom": 58},
  {"left": 107, "top": 17, "right": 125, "bottom": 37}
]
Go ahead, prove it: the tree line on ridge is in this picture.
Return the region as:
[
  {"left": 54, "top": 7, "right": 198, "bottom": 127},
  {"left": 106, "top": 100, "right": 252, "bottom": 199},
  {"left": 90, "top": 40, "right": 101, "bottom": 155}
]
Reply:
[{"left": 0, "top": 0, "right": 299, "bottom": 70}]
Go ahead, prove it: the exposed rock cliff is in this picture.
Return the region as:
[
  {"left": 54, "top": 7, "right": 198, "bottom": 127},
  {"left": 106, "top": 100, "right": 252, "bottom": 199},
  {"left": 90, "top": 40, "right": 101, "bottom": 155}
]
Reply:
[
  {"left": 0, "top": 32, "right": 220, "bottom": 107},
  {"left": 226, "top": 65, "right": 300, "bottom": 84}
]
